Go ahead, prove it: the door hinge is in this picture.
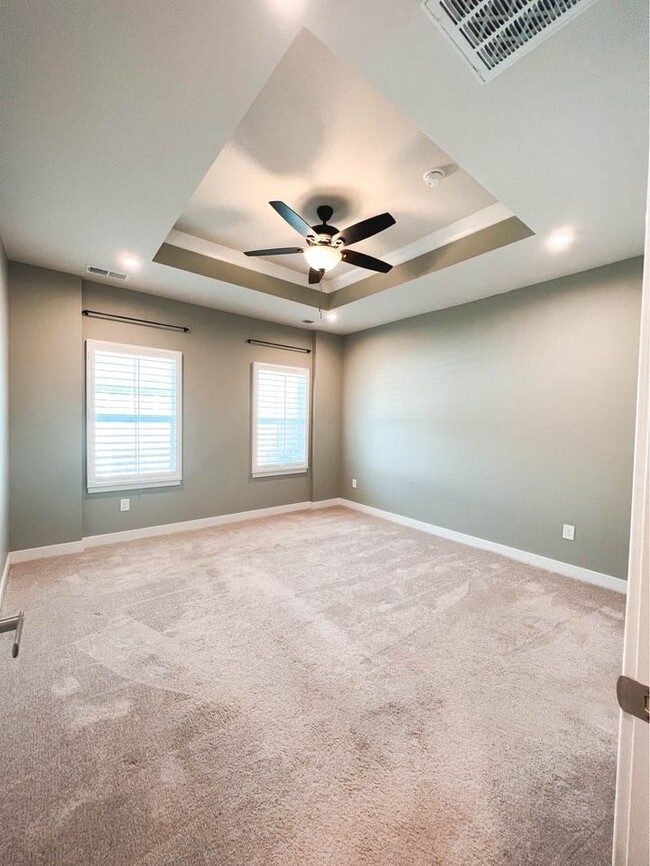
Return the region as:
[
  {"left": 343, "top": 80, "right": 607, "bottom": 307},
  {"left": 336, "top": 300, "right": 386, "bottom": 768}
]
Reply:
[{"left": 617, "top": 675, "right": 650, "bottom": 723}]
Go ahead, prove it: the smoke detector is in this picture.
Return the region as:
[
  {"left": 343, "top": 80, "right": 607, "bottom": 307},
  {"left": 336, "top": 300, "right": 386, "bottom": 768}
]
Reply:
[{"left": 423, "top": 168, "right": 446, "bottom": 187}]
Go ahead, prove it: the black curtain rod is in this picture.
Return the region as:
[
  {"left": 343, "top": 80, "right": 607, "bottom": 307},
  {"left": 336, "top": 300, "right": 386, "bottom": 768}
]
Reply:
[
  {"left": 82, "top": 310, "right": 190, "bottom": 333},
  {"left": 247, "top": 339, "right": 311, "bottom": 354}
]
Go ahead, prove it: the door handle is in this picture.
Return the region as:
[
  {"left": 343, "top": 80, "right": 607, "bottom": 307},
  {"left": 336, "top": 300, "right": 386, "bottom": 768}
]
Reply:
[{"left": 0, "top": 612, "right": 24, "bottom": 658}]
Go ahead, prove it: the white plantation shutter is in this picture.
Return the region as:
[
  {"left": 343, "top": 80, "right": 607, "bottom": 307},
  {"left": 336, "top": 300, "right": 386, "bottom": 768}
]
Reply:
[
  {"left": 86, "top": 340, "right": 182, "bottom": 492},
  {"left": 252, "top": 362, "right": 310, "bottom": 476}
]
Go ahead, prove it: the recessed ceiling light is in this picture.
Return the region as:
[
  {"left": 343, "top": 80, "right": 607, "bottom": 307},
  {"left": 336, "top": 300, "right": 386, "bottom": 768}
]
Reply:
[
  {"left": 326, "top": 311, "right": 338, "bottom": 322},
  {"left": 122, "top": 255, "right": 140, "bottom": 270},
  {"left": 267, "top": 0, "right": 306, "bottom": 17},
  {"left": 547, "top": 231, "right": 573, "bottom": 251}
]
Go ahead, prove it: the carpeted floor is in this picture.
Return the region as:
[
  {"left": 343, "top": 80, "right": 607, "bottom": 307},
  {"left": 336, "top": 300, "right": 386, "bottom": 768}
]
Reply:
[{"left": 0, "top": 507, "right": 624, "bottom": 865}]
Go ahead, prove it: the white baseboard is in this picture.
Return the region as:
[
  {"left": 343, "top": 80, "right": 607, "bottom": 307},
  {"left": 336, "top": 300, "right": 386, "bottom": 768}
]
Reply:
[
  {"left": 311, "top": 498, "right": 344, "bottom": 509},
  {"left": 8, "top": 498, "right": 345, "bottom": 563},
  {"left": 9, "top": 540, "right": 86, "bottom": 564},
  {"left": 83, "top": 500, "right": 315, "bottom": 548},
  {"left": 340, "top": 499, "right": 627, "bottom": 594},
  {"left": 0, "top": 553, "right": 10, "bottom": 609},
  {"left": 7, "top": 496, "right": 623, "bottom": 595}
]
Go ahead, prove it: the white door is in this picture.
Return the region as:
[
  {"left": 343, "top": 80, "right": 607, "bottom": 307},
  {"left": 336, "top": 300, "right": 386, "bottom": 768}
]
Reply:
[{"left": 612, "top": 175, "right": 650, "bottom": 865}]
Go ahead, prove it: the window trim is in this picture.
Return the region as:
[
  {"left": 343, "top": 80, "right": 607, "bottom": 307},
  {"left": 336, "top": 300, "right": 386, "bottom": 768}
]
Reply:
[
  {"left": 251, "top": 361, "right": 310, "bottom": 478},
  {"left": 86, "top": 339, "right": 183, "bottom": 494}
]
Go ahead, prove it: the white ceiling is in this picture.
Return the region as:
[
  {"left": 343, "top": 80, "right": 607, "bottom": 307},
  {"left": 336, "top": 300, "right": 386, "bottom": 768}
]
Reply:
[{"left": 0, "top": 0, "right": 647, "bottom": 333}]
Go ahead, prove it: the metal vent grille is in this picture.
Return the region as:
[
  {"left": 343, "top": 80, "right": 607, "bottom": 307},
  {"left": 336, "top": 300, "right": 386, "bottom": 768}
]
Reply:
[
  {"left": 86, "top": 265, "right": 128, "bottom": 281},
  {"left": 421, "top": 0, "right": 599, "bottom": 82}
]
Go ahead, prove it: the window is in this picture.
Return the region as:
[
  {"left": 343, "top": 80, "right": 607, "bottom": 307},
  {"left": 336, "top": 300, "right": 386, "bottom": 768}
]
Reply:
[
  {"left": 86, "top": 340, "right": 182, "bottom": 492},
  {"left": 252, "top": 362, "right": 310, "bottom": 477}
]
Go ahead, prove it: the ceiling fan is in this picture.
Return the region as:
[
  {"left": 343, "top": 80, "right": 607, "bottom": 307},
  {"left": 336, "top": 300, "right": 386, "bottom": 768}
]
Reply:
[{"left": 244, "top": 201, "right": 396, "bottom": 285}]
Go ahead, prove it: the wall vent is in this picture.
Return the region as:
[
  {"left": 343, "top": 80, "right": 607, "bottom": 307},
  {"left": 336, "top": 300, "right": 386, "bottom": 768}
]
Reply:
[
  {"left": 86, "top": 265, "right": 128, "bottom": 281},
  {"left": 421, "top": 0, "right": 599, "bottom": 82}
]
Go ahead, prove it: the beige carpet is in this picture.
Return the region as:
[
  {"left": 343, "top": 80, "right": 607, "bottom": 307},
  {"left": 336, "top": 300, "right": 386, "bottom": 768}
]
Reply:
[{"left": 0, "top": 507, "right": 624, "bottom": 865}]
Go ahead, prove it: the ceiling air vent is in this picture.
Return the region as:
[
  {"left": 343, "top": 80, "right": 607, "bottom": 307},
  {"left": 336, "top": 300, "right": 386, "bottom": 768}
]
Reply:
[
  {"left": 86, "top": 265, "right": 128, "bottom": 281},
  {"left": 421, "top": 0, "right": 599, "bottom": 82}
]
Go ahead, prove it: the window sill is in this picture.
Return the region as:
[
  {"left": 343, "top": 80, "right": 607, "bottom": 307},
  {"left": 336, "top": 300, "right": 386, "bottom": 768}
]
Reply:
[
  {"left": 251, "top": 468, "right": 308, "bottom": 478},
  {"left": 87, "top": 479, "right": 182, "bottom": 494}
]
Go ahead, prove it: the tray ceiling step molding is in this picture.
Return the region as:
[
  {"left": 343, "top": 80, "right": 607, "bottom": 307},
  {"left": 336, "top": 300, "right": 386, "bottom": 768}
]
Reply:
[{"left": 421, "top": 0, "right": 599, "bottom": 82}]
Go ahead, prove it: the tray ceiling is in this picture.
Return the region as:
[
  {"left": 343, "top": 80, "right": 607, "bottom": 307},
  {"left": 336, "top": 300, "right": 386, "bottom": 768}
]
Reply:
[{"left": 171, "top": 29, "right": 500, "bottom": 288}]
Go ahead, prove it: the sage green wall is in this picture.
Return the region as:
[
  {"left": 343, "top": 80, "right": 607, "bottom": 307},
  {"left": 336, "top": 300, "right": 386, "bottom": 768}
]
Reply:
[
  {"left": 7, "top": 268, "right": 344, "bottom": 547},
  {"left": 0, "top": 242, "right": 9, "bottom": 571},
  {"left": 342, "top": 258, "right": 643, "bottom": 579},
  {"left": 311, "top": 331, "right": 343, "bottom": 503},
  {"left": 8, "top": 263, "right": 83, "bottom": 550}
]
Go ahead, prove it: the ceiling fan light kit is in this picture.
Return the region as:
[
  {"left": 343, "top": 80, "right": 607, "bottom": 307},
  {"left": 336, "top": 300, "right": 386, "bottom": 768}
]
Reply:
[
  {"left": 244, "top": 201, "right": 396, "bottom": 284},
  {"left": 303, "top": 244, "right": 342, "bottom": 272}
]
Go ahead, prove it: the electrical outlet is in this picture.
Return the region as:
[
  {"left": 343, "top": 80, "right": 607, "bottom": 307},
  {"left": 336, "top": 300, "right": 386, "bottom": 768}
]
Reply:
[
  {"left": 351, "top": 478, "right": 357, "bottom": 489},
  {"left": 120, "top": 498, "right": 130, "bottom": 512},
  {"left": 562, "top": 523, "right": 575, "bottom": 541}
]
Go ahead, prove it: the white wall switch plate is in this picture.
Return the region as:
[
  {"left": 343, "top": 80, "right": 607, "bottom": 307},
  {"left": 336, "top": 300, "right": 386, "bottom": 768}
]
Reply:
[
  {"left": 562, "top": 523, "right": 575, "bottom": 541},
  {"left": 351, "top": 478, "right": 357, "bottom": 489},
  {"left": 120, "top": 499, "right": 130, "bottom": 512}
]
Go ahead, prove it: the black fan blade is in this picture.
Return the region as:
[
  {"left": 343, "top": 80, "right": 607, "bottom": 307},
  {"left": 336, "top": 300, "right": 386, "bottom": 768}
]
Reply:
[
  {"left": 244, "top": 247, "right": 303, "bottom": 257},
  {"left": 308, "top": 268, "right": 325, "bottom": 284},
  {"left": 341, "top": 249, "right": 392, "bottom": 274},
  {"left": 334, "top": 212, "right": 395, "bottom": 246},
  {"left": 269, "top": 201, "right": 315, "bottom": 238}
]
